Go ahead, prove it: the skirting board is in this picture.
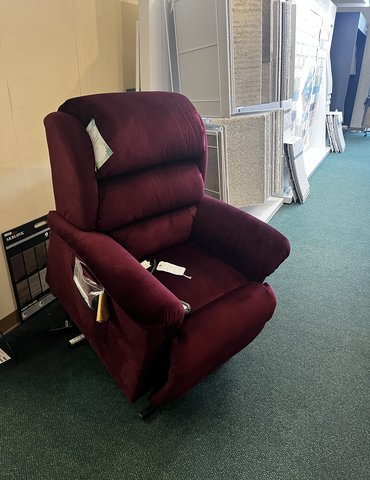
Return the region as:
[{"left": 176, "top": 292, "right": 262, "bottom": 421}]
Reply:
[
  {"left": 0, "top": 310, "right": 19, "bottom": 334},
  {"left": 304, "top": 146, "right": 331, "bottom": 178},
  {"left": 240, "top": 196, "right": 283, "bottom": 223}
]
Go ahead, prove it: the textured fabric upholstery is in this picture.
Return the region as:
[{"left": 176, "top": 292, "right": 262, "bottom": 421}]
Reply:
[
  {"left": 48, "top": 211, "right": 185, "bottom": 329},
  {"left": 44, "top": 112, "right": 98, "bottom": 230},
  {"left": 151, "top": 283, "right": 277, "bottom": 405},
  {"left": 44, "top": 91, "right": 290, "bottom": 407},
  {"left": 192, "top": 195, "right": 291, "bottom": 281},
  {"left": 149, "top": 241, "right": 248, "bottom": 312},
  {"left": 59, "top": 92, "right": 207, "bottom": 180},
  {"left": 109, "top": 207, "right": 197, "bottom": 260},
  {"left": 97, "top": 161, "right": 204, "bottom": 232}
]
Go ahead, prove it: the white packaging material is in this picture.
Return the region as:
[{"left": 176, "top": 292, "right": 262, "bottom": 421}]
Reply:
[{"left": 73, "top": 258, "right": 104, "bottom": 309}]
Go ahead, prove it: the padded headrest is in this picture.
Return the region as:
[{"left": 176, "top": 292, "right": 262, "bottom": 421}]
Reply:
[{"left": 58, "top": 92, "right": 207, "bottom": 180}]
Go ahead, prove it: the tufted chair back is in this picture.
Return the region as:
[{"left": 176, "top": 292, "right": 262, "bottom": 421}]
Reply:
[{"left": 45, "top": 92, "right": 207, "bottom": 258}]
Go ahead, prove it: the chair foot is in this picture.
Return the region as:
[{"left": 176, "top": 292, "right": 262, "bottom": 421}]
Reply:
[{"left": 138, "top": 403, "right": 157, "bottom": 420}]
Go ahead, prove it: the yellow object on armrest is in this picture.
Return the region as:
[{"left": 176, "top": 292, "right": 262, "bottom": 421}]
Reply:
[{"left": 96, "top": 291, "right": 110, "bottom": 323}]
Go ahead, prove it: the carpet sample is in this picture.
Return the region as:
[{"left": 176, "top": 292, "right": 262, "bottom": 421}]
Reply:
[{"left": 232, "top": 0, "right": 263, "bottom": 107}]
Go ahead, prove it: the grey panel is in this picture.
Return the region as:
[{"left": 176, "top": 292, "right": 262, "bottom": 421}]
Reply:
[
  {"left": 262, "top": 0, "right": 272, "bottom": 63},
  {"left": 171, "top": 0, "right": 231, "bottom": 117},
  {"left": 206, "top": 145, "right": 221, "bottom": 193},
  {"left": 174, "top": 0, "right": 217, "bottom": 53},
  {"left": 178, "top": 46, "right": 220, "bottom": 100},
  {"left": 262, "top": 62, "right": 273, "bottom": 104}
]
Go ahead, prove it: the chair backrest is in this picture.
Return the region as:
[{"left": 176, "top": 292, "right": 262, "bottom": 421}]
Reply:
[{"left": 44, "top": 92, "right": 207, "bottom": 258}]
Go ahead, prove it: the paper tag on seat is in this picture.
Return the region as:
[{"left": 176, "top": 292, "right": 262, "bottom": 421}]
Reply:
[
  {"left": 0, "top": 348, "right": 11, "bottom": 364},
  {"left": 86, "top": 118, "right": 113, "bottom": 170},
  {"left": 157, "top": 261, "right": 191, "bottom": 279},
  {"left": 140, "top": 260, "right": 151, "bottom": 270}
]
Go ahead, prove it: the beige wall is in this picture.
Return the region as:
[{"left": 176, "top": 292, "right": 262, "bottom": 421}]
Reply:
[
  {"left": 122, "top": 1, "right": 139, "bottom": 90},
  {"left": 0, "top": 0, "right": 137, "bottom": 320}
]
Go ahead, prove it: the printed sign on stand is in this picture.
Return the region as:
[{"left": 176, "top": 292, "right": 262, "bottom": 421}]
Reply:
[{"left": 2, "top": 215, "right": 55, "bottom": 321}]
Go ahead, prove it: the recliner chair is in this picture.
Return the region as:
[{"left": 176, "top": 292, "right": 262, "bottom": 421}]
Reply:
[{"left": 44, "top": 92, "right": 290, "bottom": 412}]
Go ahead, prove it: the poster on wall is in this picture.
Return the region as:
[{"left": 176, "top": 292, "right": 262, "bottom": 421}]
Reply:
[{"left": 291, "top": 1, "right": 334, "bottom": 151}]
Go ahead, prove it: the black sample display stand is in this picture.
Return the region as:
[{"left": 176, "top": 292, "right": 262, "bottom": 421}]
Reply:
[{"left": 2, "top": 216, "right": 73, "bottom": 332}]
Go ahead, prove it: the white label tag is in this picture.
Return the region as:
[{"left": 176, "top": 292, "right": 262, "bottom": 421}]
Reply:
[
  {"left": 86, "top": 118, "right": 113, "bottom": 170},
  {"left": 69, "top": 334, "right": 86, "bottom": 346},
  {"left": 0, "top": 348, "right": 11, "bottom": 364},
  {"left": 140, "top": 260, "right": 151, "bottom": 270},
  {"left": 157, "top": 261, "right": 192, "bottom": 279}
]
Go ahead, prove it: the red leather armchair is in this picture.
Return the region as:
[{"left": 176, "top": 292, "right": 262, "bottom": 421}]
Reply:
[{"left": 44, "top": 92, "right": 290, "bottom": 412}]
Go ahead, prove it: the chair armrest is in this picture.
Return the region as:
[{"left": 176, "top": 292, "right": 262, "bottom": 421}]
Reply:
[
  {"left": 191, "top": 196, "right": 290, "bottom": 282},
  {"left": 48, "top": 211, "right": 185, "bottom": 329}
]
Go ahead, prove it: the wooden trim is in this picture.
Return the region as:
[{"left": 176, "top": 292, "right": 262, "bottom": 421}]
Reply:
[{"left": 0, "top": 310, "right": 20, "bottom": 334}]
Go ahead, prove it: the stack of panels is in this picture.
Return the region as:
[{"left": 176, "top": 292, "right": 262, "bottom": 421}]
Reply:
[
  {"left": 284, "top": 136, "right": 310, "bottom": 203},
  {"left": 167, "top": 0, "right": 296, "bottom": 116},
  {"left": 205, "top": 110, "right": 284, "bottom": 207},
  {"left": 326, "top": 112, "right": 346, "bottom": 153},
  {"left": 205, "top": 126, "right": 228, "bottom": 201},
  {"left": 272, "top": 0, "right": 296, "bottom": 103},
  {"left": 361, "top": 95, "right": 370, "bottom": 130},
  {"left": 231, "top": 0, "right": 295, "bottom": 110}
]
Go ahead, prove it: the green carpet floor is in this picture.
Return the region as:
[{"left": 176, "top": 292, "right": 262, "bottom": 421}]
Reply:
[{"left": 1, "top": 132, "right": 369, "bottom": 480}]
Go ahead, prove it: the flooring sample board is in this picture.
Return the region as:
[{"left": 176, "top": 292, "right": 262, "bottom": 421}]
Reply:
[
  {"left": 205, "top": 125, "right": 229, "bottom": 201},
  {"left": 262, "top": 0, "right": 273, "bottom": 64},
  {"left": 262, "top": 60, "right": 273, "bottom": 104},
  {"left": 261, "top": 0, "right": 273, "bottom": 103},
  {"left": 206, "top": 109, "right": 284, "bottom": 207},
  {"left": 284, "top": 137, "right": 310, "bottom": 203},
  {"left": 288, "top": 3, "right": 297, "bottom": 101},
  {"left": 280, "top": 1, "right": 291, "bottom": 101},
  {"left": 231, "top": 0, "right": 263, "bottom": 107},
  {"left": 326, "top": 112, "right": 346, "bottom": 153},
  {"left": 271, "top": 0, "right": 282, "bottom": 102},
  {"left": 273, "top": 109, "right": 284, "bottom": 195},
  {"left": 209, "top": 113, "right": 273, "bottom": 206}
]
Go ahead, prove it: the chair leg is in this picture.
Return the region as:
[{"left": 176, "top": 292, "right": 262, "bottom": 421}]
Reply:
[{"left": 138, "top": 403, "right": 157, "bottom": 420}]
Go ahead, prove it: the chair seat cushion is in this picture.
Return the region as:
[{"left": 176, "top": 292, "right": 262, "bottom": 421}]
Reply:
[
  {"left": 148, "top": 241, "right": 277, "bottom": 405},
  {"left": 149, "top": 241, "right": 249, "bottom": 312}
]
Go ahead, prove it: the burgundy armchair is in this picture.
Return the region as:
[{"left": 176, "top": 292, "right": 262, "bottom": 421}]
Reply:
[{"left": 44, "top": 92, "right": 290, "bottom": 414}]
